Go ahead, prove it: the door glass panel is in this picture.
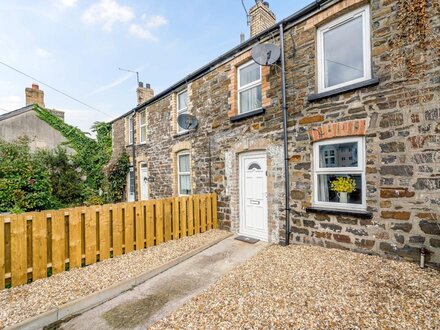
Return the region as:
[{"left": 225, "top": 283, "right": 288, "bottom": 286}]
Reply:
[{"left": 248, "top": 162, "right": 262, "bottom": 171}]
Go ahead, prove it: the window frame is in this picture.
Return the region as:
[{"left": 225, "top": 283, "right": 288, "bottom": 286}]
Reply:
[
  {"left": 139, "top": 110, "right": 147, "bottom": 144},
  {"left": 176, "top": 89, "right": 188, "bottom": 134},
  {"left": 128, "top": 116, "right": 134, "bottom": 145},
  {"left": 312, "top": 136, "right": 366, "bottom": 211},
  {"left": 317, "top": 5, "right": 371, "bottom": 93},
  {"left": 127, "top": 167, "right": 135, "bottom": 202},
  {"left": 177, "top": 150, "right": 191, "bottom": 196},
  {"left": 237, "top": 60, "right": 262, "bottom": 114}
]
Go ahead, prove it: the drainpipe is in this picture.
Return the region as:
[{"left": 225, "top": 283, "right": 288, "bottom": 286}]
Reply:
[
  {"left": 130, "top": 111, "right": 137, "bottom": 201},
  {"left": 279, "top": 23, "right": 290, "bottom": 246}
]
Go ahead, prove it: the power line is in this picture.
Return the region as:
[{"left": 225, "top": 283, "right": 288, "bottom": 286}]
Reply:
[
  {"left": 0, "top": 60, "right": 113, "bottom": 118},
  {"left": 0, "top": 107, "right": 9, "bottom": 113}
]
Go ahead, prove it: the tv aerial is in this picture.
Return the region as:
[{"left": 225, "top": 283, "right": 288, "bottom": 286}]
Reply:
[
  {"left": 251, "top": 43, "right": 281, "bottom": 66},
  {"left": 177, "top": 113, "right": 199, "bottom": 130}
]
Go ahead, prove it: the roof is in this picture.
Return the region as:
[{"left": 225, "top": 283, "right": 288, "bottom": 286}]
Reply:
[
  {"left": 0, "top": 105, "right": 34, "bottom": 122},
  {"left": 110, "top": 0, "right": 335, "bottom": 124}
]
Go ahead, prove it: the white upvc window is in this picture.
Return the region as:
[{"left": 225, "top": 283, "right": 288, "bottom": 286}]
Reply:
[
  {"left": 177, "top": 150, "right": 191, "bottom": 196},
  {"left": 128, "top": 116, "right": 134, "bottom": 145},
  {"left": 317, "top": 5, "right": 371, "bottom": 93},
  {"left": 177, "top": 90, "right": 188, "bottom": 133},
  {"left": 139, "top": 111, "right": 147, "bottom": 143},
  {"left": 127, "top": 167, "right": 135, "bottom": 202},
  {"left": 238, "top": 61, "right": 262, "bottom": 114},
  {"left": 313, "top": 137, "right": 366, "bottom": 211}
]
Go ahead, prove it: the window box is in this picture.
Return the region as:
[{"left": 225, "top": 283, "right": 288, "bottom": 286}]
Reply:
[
  {"left": 306, "top": 207, "right": 373, "bottom": 219},
  {"left": 313, "top": 137, "right": 366, "bottom": 211},
  {"left": 317, "top": 5, "right": 371, "bottom": 93}
]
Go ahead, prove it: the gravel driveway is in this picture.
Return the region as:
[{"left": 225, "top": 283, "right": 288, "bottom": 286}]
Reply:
[
  {"left": 0, "top": 230, "right": 230, "bottom": 329},
  {"left": 151, "top": 244, "right": 440, "bottom": 330}
]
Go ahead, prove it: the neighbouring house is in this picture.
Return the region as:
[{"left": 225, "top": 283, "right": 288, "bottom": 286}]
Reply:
[
  {"left": 110, "top": 0, "right": 440, "bottom": 268},
  {"left": 0, "top": 84, "right": 67, "bottom": 150}
]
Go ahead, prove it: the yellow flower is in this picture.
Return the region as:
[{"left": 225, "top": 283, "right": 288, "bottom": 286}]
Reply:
[{"left": 330, "top": 177, "right": 357, "bottom": 193}]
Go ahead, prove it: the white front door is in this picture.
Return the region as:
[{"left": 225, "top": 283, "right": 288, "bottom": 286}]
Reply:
[
  {"left": 140, "top": 163, "right": 149, "bottom": 201},
  {"left": 239, "top": 151, "right": 268, "bottom": 241}
]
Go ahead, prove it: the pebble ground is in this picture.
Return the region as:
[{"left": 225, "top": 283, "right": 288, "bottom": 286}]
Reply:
[
  {"left": 151, "top": 244, "right": 440, "bottom": 330},
  {"left": 0, "top": 230, "right": 230, "bottom": 329}
]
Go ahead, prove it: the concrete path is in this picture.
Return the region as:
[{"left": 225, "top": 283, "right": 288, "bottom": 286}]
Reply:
[{"left": 58, "top": 236, "right": 267, "bottom": 330}]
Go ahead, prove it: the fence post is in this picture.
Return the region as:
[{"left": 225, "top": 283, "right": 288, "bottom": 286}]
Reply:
[{"left": 212, "top": 193, "right": 218, "bottom": 229}]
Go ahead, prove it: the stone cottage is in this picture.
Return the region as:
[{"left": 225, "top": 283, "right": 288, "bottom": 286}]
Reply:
[
  {"left": 0, "top": 84, "right": 67, "bottom": 150},
  {"left": 110, "top": 0, "right": 440, "bottom": 268}
]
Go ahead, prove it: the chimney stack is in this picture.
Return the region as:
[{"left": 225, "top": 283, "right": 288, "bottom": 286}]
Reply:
[
  {"left": 25, "top": 84, "right": 45, "bottom": 107},
  {"left": 136, "top": 82, "right": 154, "bottom": 105},
  {"left": 249, "top": 0, "right": 276, "bottom": 37}
]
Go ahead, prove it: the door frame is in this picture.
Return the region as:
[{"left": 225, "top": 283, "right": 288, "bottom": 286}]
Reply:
[
  {"left": 139, "top": 162, "right": 149, "bottom": 201},
  {"left": 239, "top": 150, "right": 268, "bottom": 241}
]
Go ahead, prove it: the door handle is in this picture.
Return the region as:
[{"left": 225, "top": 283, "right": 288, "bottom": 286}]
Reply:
[{"left": 250, "top": 200, "right": 260, "bottom": 205}]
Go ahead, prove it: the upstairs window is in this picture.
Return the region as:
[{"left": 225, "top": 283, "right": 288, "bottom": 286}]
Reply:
[
  {"left": 177, "top": 151, "right": 191, "bottom": 195},
  {"left": 128, "top": 116, "right": 134, "bottom": 145},
  {"left": 313, "top": 137, "right": 365, "bottom": 210},
  {"left": 238, "top": 61, "right": 262, "bottom": 114},
  {"left": 139, "top": 111, "right": 147, "bottom": 143},
  {"left": 177, "top": 90, "right": 188, "bottom": 133},
  {"left": 317, "top": 6, "right": 371, "bottom": 92}
]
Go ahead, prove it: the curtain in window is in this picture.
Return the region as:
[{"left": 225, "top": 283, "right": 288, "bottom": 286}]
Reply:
[
  {"left": 179, "top": 154, "right": 190, "bottom": 172},
  {"left": 239, "top": 63, "right": 260, "bottom": 87},
  {"left": 179, "top": 175, "right": 191, "bottom": 195},
  {"left": 240, "top": 86, "right": 262, "bottom": 113}
]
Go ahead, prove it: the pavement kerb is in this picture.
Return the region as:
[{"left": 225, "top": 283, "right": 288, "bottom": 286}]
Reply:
[{"left": 7, "top": 233, "right": 233, "bottom": 330}]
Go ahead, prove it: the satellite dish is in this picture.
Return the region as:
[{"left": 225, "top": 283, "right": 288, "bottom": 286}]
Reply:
[
  {"left": 251, "top": 43, "right": 281, "bottom": 66},
  {"left": 177, "top": 113, "right": 199, "bottom": 130}
]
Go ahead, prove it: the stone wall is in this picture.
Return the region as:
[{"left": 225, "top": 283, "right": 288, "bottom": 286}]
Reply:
[{"left": 111, "top": 0, "right": 440, "bottom": 267}]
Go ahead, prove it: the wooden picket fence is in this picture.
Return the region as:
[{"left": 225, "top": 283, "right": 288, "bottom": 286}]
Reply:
[{"left": 0, "top": 193, "right": 218, "bottom": 289}]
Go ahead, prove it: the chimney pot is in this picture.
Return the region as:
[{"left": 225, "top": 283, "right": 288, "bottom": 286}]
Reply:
[
  {"left": 136, "top": 83, "right": 154, "bottom": 105},
  {"left": 138, "top": 81, "right": 144, "bottom": 88},
  {"left": 32, "top": 84, "right": 39, "bottom": 90}
]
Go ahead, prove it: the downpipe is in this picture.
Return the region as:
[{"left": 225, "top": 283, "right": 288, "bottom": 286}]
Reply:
[{"left": 279, "top": 23, "right": 291, "bottom": 246}]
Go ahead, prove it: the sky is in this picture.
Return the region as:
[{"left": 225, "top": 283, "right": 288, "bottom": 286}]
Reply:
[{"left": 0, "top": 0, "right": 312, "bottom": 133}]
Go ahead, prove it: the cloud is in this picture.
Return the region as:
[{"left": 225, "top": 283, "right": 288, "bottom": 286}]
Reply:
[
  {"left": 0, "top": 95, "right": 22, "bottom": 111},
  {"left": 36, "top": 48, "right": 52, "bottom": 57},
  {"left": 55, "top": 0, "right": 78, "bottom": 7},
  {"left": 82, "top": 0, "right": 134, "bottom": 32},
  {"left": 129, "top": 15, "right": 167, "bottom": 40}
]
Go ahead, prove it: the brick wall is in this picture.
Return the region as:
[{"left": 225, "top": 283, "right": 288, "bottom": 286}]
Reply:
[{"left": 111, "top": 0, "right": 440, "bottom": 267}]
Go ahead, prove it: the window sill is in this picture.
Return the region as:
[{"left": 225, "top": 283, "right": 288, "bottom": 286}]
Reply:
[
  {"left": 306, "top": 207, "right": 373, "bottom": 219},
  {"left": 230, "top": 108, "right": 265, "bottom": 122},
  {"left": 308, "top": 78, "right": 380, "bottom": 102},
  {"left": 173, "top": 130, "right": 193, "bottom": 139}
]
